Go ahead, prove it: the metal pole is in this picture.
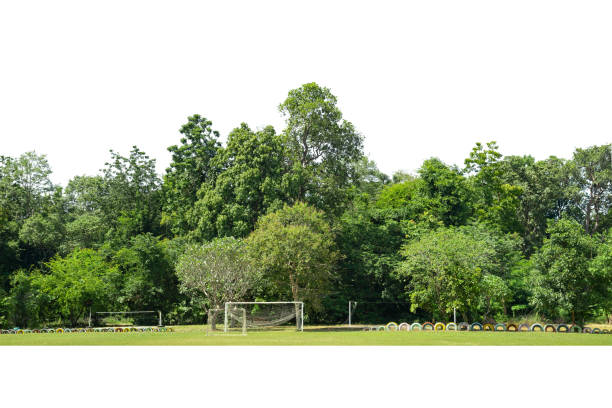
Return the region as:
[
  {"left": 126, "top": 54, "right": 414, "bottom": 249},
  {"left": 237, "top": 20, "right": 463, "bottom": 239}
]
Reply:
[
  {"left": 224, "top": 303, "right": 229, "bottom": 333},
  {"left": 348, "top": 301, "right": 352, "bottom": 326},
  {"left": 158, "top": 310, "right": 162, "bottom": 326},
  {"left": 453, "top": 308, "right": 457, "bottom": 324},
  {"left": 300, "top": 302, "right": 304, "bottom": 331}
]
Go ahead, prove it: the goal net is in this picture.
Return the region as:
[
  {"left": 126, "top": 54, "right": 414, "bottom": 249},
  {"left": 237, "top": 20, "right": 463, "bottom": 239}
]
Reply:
[
  {"left": 93, "top": 311, "right": 162, "bottom": 328},
  {"left": 206, "top": 307, "right": 246, "bottom": 336},
  {"left": 225, "top": 302, "right": 304, "bottom": 332}
]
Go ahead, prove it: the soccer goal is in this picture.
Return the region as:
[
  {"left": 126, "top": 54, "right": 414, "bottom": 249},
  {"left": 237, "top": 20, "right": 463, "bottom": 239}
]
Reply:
[
  {"left": 94, "top": 310, "right": 162, "bottom": 328},
  {"left": 225, "top": 301, "right": 304, "bottom": 332},
  {"left": 206, "top": 307, "right": 247, "bottom": 336}
]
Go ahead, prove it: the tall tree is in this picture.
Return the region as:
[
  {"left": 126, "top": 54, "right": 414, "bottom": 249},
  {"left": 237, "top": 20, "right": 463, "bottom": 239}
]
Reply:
[
  {"left": 464, "top": 142, "right": 522, "bottom": 233},
  {"left": 163, "top": 115, "right": 222, "bottom": 236},
  {"left": 279, "top": 83, "right": 364, "bottom": 216},
  {"left": 101, "top": 146, "right": 163, "bottom": 244},
  {"left": 570, "top": 144, "right": 612, "bottom": 235},
  {"left": 192, "top": 124, "right": 286, "bottom": 240},
  {"left": 499, "top": 155, "right": 575, "bottom": 253}
]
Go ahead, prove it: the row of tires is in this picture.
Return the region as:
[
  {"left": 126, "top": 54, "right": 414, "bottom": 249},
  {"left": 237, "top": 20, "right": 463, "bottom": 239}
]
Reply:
[
  {"left": 0, "top": 327, "right": 172, "bottom": 334},
  {"left": 369, "top": 322, "right": 610, "bottom": 334}
]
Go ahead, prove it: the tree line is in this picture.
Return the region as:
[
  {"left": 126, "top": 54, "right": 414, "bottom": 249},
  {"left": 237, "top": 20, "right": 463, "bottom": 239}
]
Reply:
[{"left": 1, "top": 82, "right": 611, "bottom": 328}]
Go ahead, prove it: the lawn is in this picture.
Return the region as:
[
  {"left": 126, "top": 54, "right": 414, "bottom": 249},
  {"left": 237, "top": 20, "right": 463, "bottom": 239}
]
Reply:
[{"left": 1, "top": 325, "right": 612, "bottom": 345}]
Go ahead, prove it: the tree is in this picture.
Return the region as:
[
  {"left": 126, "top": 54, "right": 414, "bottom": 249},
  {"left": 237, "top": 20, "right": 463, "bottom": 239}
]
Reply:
[
  {"left": 464, "top": 142, "right": 522, "bottom": 233},
  {"left": 163, "top": 115, "right": 222, "bottom": 236},
  {"left": 175, "top": 237, "right": 255, "bottom": 327},
  {"left": 246, "top": 202, "right": 339, "bottom": 310},
  {"left": 418, "top": 158, "right": 472, "bottom": 226},
  {"left": 33, "top": 249, "right": 117, "bottom": 326},
  {"left": 111, "top": 234, "right": 180, "bottom": 313},
  {"left": 590, "top": 229, "right": 612, "bottom": 323},
  {"left": 192, "top": 124, "right": 287, "bottom": 240},
  {"left": 395, "top": 227, "right": 496, "bottom": 321},
  {"left": 499, "top": 155, "right": 575, "bottom": 253},
  {"left": 279, "top": 83, "right": 364, "bottom": 216},
  {"left": 570, "top": 144, "right": 612, "bottom": 235},
  {"left": 100, "top": 146, "right": 163, "bottom": 244},
  {"left": 530, "top": 218, "right": 603, "bottom": 324},
  {"left": 0, "top": 152, "right": 54, "bottom": 220}
]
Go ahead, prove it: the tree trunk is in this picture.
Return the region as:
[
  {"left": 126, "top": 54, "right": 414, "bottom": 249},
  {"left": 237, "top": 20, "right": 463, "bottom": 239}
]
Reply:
[{"left": 210, "top": 309, "right": 218, "bottom": 331}]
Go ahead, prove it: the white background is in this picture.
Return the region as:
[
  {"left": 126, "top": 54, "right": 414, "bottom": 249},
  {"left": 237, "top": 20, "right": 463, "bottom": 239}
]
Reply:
[
  {"left": 1, "top": 1, "right": 611, "bottom": 186},
  {"left": 1, "top": 1, "right": 610, "bottom": 405}
]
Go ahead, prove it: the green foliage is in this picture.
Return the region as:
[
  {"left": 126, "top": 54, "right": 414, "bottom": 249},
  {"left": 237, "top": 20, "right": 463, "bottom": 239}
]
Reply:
[
  {"left": 499, "top": 155, "right": 575, "bottom": 253},
  {"left": 192, "top": 124, "right": 286, "bottom": 240},
  {"left": 1, "top": 85, "right": 610, "bottom": 328},
  {"left": 176, "top": 237, "right": 255, "bottom": 311},
  {"left": 418, "top": 158, "right": 472, "bottom": 226},
  {"left": 465, "top": 142, "right": 522, "bottom": 233},
  {"left": 163, "top": 115, "right": 222, "bottom": 236},
  {"left": 34, "top": 249, "right": 118, "bottom": 326},
  {"left": 570, "top": 144, "right": 612, "bottom": 235},
  {"left": 396, "top": 226, "right": 496, "bottom": 321},
  {"left": 111, "top": 234, "right": 180, "bottom": 313},
  {"left": 279, "top": 83, "right": 364, "bottom": 216},
  {"left": 246, "top": 202, "right": 339, "bottom": 309},
  {"left": 530, "top": 218, "right": 606, "bottom": 324}
]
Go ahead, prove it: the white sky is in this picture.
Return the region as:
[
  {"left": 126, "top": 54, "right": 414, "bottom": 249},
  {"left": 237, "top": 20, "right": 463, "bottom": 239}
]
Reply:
[{"left": 1, "top": 1, "right": 611, "bottom": 186}]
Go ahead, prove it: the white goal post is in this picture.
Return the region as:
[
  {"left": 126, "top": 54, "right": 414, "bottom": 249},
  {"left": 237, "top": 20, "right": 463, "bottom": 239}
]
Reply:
[{"left": 224, "top": 301, "right": 304, "bottom": 332}]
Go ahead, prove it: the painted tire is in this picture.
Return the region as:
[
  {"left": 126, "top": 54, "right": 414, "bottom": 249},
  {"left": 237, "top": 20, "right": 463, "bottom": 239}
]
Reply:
[
  {"left": 398, "top": 322, "right": 410, "bottom": 331},
  {"left": 507, "top": 324, "right": 518, "bottom": 332},
  {"left": 602, "top": 329, "right": 609, "bottom": 334},
  {"left": 569, "top": 325, "right": 582, "bottom": 333},
  {"left": 167, "top": 327, "right": 174, "bottom": 332},
  {"left": 115, "top": 328, "right": 123, "bottom": 333},
  {"left": 137, "top": 327, "right": 145, "bottom": 333},
  {"left": 56, "top": 328, "right": 64, "bottom": 334},
  {"left": 591, "top": 328, "right": 601, "bottom": 334},
  {"left": 494, "top": 323, "right": 506, "bottom": 331},
  {"left": 16, "top": 329, "right": 24, "bottom": 334},
  {"left": 433, "top": 322, "right": 445, "bottom": 331},
  {"left": 386, "top": 322, "right": 399, "bottom": 331},
  {"left": 410, "top": 323, "right": 422, "bottom": 331},
  {"left": 64, "top": 328, "right": 71, "bottom": 333},
  {"left": 544, "top": 324, "right": 556, "bottom": 333},
  {"left": 483, "top": 324, "right": 494, "bottom": 331},
  {"left": 556, "top": 324, "right": 569, "bottom": 333},
  {"left": 445, "top": 323, "right": 457, "bottom": 331},
  {"left": 8, "top": 330, "right": 16, "bottom": 334},
  {"left": 79, "top": 328, "right": 87, "bottom": 333},
  {"left": 48, "top": 329, "right": 56, "bottom": 333},
  {"left": 458, "top": 322, "right": 469, "bottom": 331},
  {"left": 583, "top": 327, "right": 592, "bottom": 334},
  {"left": 94, "top": 328, "right": 102, "bottom": 332},
  {"left": 530, "top": 323, "right": 544, "bottom": 332},
  {"left": 375, "top": 325, "right": 386, "bottom": 332},
  {"left": 518, "top": 324, "right": 530, "bottom": 332},
  {"left": 422, "top": 322, "right": 434, "bottom": 331},
  {"left": 24, "top": 329, "right": 32, "bottom": 334},
  {"left": 32, "top": 329, "right": 40, "bottom": 334},
  {"left": 469, "top": 322, "right": 483, "bottom": 331}
]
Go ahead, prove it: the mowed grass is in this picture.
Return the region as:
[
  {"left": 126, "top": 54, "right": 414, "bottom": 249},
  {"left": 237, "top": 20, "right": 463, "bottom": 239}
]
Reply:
[{"left": 1, "top": 325, "right": 612, "bottom": 345}]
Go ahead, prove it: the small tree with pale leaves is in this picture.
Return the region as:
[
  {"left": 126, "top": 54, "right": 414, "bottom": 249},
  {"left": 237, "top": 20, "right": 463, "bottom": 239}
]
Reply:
[{"left": 176, "top": 237, "right": 255, "bottom": 328}]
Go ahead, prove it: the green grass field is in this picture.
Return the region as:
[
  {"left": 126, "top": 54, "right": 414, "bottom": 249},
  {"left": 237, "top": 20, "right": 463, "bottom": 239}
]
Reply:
[{"left": 1, "top": 325, "right": 612, "bottom": 345}]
